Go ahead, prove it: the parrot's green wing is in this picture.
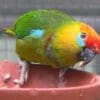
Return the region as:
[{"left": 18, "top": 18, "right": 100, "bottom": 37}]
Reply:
[
  {"left": 13, "top": 10, "right": 75, "bottom": 38},
  {"left": 3, "top": 10, "right": 75, "bottom": 38}
]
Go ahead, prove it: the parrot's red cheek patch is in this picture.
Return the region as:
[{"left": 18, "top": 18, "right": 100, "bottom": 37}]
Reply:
[{"left": 0, "top": 61, "right": 100, "bottom": 100}]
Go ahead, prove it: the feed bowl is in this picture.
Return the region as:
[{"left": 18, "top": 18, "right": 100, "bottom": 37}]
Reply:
[{"left": 0, "top": 61, "right": 100, "bottom": 100}]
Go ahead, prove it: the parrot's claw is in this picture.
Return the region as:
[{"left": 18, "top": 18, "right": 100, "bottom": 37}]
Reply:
[
  {"left": 58, "top": 68, "right": 68, "bottom": 87},
  {"left": 79, "top": 61, "right": 85, "bottom": 67},
  {"left": 13, "top": 79, "right": 24, "bottom": 86},
  {"left": 13, "top": 60, "right": 29, "bottom": 86},
  {"left": 24, "top": 67, "right": 29, "bottom": 82},
  {"left": 59, "top": 68, "right": 68, "bottom": 82}
]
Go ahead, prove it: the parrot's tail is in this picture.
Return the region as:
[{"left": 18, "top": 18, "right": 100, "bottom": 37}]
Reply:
[{"left": 1, "top": 27, "right": 16, "bottom": 37}]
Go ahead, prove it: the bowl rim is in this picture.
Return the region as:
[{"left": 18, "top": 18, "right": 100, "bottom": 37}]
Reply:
[
  {"left": 0, "top": 75, "right": 100, "bottom": 91},
  {"left": 0, "top": 61, "right": 100, "bottom": 91}
]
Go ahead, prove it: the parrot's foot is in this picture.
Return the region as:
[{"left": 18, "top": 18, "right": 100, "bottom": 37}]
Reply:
[
  {"left": 13, "top": 60, "right": 29, "bottom": 86},
  {"left": 58, "top": 68, "right": 68, "bottom": 87},
  {"left": 79, "top": 61, "right": 85, "bottom": 67},
  {"left": 59, "top": 68, "right": 68, "bottom": 82},
  {"left": 74, "top": 61, "right": 85, "bottom": 71}
]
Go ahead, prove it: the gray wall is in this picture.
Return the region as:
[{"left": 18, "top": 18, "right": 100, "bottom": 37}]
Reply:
[
  {"left": 0, "top": 0, "right": 100, "bottom": 30},
  {"left": 0, "top": 0, "right": 100, "bottom": 74}
]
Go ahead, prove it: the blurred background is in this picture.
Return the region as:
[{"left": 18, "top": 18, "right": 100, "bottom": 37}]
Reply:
[{"left": 0, "top": 0, "right": 100, "bottom": 74}]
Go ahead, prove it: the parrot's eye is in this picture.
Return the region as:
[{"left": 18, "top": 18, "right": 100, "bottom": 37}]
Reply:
[{"left": 80, "top": 33, "right": 87, "bottom": 39}]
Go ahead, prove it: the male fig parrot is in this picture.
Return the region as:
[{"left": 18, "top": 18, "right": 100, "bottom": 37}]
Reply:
[{"left": 3, "top": 9, "right": 100, "bottom": 86}]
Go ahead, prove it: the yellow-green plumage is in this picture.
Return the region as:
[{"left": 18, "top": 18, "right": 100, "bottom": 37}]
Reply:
[
  {"left": 51, "top": 22, "right": 83, "bottom": 67},
  {"left": 3, "top": 9, "right": 100, "bottom": 86},
  {"left": 7, "top": 10, "right": 83, "bottom": 68}
]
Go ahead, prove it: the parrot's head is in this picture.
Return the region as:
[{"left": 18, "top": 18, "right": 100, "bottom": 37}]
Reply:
[{"left": 77, "top": 22, "right": 100, "bottom": 54}]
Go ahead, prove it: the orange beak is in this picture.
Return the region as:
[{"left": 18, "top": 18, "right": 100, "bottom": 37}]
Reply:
[{"left": 81, "top": 23, "right": 100, "bottom": 54}]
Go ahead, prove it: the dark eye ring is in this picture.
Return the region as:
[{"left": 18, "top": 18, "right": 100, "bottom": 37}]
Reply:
[{"left": 80, "top": 32, "right": 87, "bottom": 39}]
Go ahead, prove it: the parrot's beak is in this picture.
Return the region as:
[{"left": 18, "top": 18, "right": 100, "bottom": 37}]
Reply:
[{"left": 77, "top": 48, "right": 96, "bottom": 67}]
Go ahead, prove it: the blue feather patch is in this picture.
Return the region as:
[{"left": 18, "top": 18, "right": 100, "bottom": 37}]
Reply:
[
  {"left": 77, "top": 35, "right": 85, "bottom": 47},
  {"left": 30, "top": 29, "right": 45, "bottom": 38}
]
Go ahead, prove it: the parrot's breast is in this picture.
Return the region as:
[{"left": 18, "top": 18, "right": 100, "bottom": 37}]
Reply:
[{"left": 50, "top": 23, "right": 83, "bottom": 67}]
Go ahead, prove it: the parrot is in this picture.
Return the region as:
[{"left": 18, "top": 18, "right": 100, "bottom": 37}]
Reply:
[{"left": 3, "top": 9, "right": 100, "bottom": 86}]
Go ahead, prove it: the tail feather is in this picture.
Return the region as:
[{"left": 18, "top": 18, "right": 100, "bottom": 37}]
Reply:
[{"left": 1, "top": 27, "right": 16, "bottom": 37}]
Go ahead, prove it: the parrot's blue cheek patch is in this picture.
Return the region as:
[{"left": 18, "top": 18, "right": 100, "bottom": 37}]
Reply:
[
  {"left": 77, "top": 35, "right": 85, "bottom": 47},
  {"left": 30, "top": 29, "right": 45, "bottom": 38}
]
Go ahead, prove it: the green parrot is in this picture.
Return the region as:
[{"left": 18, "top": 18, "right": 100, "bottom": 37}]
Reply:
[{"left": 3, "top": 9, "right": 100, "bottom": 86}]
